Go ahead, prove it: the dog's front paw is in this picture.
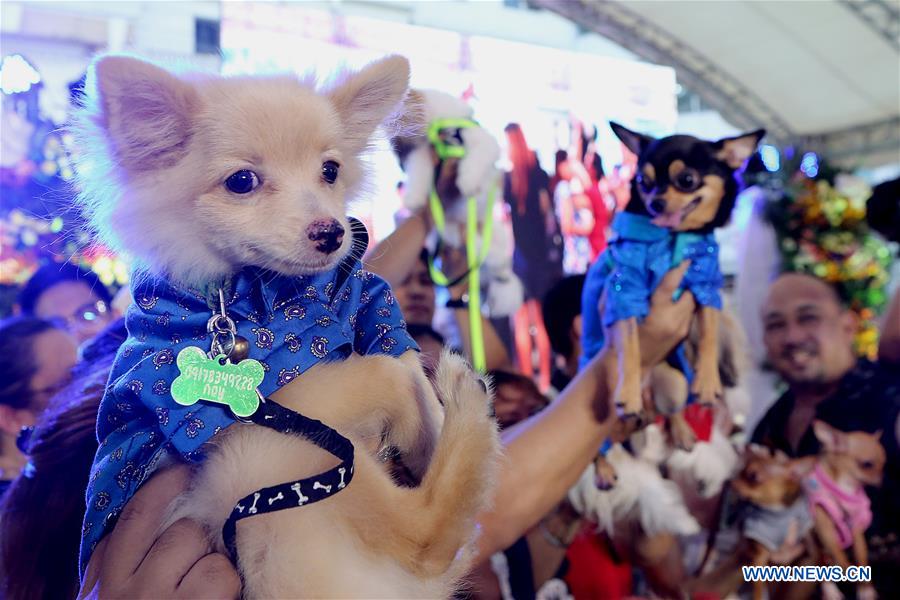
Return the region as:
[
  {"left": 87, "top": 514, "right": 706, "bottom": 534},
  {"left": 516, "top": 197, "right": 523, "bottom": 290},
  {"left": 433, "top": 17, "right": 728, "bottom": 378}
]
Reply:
[
  {"left": 594, "top": 456, "right": 618, "bottom": 490},
  {"left": 615, "top": 378, "right": 643, "bottom": 416},
  {"left": 434, "top": 350, "right": 493, "bottom": 424},
  {"left": 667, "top": 412, "right": 697, "bottom": 452},
  {"left": 430, "top": 350, "right": 501, "bottom": 534},
  {"left": 690, "top": 368, "right": 722, "bottom": 406}
]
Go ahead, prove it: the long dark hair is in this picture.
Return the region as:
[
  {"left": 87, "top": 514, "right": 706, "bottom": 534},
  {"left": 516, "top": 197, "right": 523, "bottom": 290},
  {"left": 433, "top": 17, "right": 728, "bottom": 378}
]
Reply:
[
  {"left": 0, "top": 318, "right": 126, "bottom": 600},
  {"left": 505, "top": 123, "right": 537, "bottom": 215}
]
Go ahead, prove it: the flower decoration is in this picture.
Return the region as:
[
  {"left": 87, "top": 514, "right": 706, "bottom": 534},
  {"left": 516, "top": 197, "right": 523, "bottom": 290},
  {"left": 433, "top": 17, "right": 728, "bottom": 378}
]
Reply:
[{"left": 765, "top": 155, "right": 892, "bottom": 359}]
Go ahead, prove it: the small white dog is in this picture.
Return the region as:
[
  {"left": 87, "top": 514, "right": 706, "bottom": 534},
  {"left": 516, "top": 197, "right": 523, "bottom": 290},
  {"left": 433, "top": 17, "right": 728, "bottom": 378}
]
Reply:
[
  {"left": 569, "top": 426, "right": 701, "bottom": 538},
  {"left": 394, "top": 89, "right": 524, "bottom": 319}
]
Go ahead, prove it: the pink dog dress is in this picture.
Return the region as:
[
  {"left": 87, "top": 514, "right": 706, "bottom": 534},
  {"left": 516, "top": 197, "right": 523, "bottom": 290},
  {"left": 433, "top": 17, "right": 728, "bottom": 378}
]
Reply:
[{"left": 804, "top": 463, "right": 872, "bottom": 549}]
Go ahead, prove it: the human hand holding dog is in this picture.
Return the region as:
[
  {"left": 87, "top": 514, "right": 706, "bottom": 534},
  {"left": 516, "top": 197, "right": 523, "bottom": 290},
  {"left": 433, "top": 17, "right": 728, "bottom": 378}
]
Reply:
[
  {"left": 79, "top": 465, "right": 240, "bottom": 599},
  {"left": 637, "top": 260, "right": 696, "bottom": 370}
]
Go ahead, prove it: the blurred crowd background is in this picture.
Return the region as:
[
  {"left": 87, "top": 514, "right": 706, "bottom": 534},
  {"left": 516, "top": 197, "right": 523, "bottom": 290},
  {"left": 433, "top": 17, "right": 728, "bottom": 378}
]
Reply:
[{"left": 0, "top": 2, "right": 898, "bottom": 598}]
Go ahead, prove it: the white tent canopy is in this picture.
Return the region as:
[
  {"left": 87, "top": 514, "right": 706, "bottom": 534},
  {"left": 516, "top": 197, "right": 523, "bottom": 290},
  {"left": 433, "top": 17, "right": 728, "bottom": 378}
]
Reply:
[{"left": 531, "top": 0, "right": 900, "bottom": 166}]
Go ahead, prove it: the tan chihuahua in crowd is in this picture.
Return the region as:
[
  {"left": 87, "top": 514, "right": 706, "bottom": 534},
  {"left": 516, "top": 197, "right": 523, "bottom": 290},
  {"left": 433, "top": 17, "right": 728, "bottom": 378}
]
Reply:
[
  {"left": 731, "top": 445, "right": 817, "bottom": 600},
  {"left": 717, "top": 421, "right": 884, "bottom": 600},
  {"left": 806, "top": 421, "right": 884, "bottom": 600}
]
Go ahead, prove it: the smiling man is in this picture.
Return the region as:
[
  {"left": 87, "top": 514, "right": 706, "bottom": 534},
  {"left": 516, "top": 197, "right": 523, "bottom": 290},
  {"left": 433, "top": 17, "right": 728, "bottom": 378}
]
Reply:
[{"left": 752, "top": 272, "right": 900, "bottom": 595}]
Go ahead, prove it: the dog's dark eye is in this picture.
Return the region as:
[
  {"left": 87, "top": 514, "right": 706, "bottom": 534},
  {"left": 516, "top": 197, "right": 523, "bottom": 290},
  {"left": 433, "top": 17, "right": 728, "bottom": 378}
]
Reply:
[
  {"left": 859, "top": 460, "right": 874, "bottom": 470},
  {"left": 225, "top": 170, "right": 260, "bottom": 194},
  {"left": 322, "top": 160, "right": 340, "bottom": 185},
  {"left": 636, "top": 173, "right": 655, "bottom": 193},
  {"left": 674, "top": 169, "right": 701, "bottom": 192}
]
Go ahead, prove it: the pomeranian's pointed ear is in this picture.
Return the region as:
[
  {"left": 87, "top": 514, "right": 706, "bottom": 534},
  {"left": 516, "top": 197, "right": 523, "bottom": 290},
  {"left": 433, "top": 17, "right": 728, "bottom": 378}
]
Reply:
[
  {"left": 713, "top": 129, "right": 766, "bottom": 169},
  {"left": 812, "top": 420, "right": 845, "bottom": 453},
  {"left": 393, "top": 88, "right": 426, "bottom": 140},
  {"left": 329, "top": 55, "right": 411, "bottom": 151},
  {"left": 89, "top": 55, "right": 197, "bottom": 172},
  {"left": 609, "top": 121, "right": 654, "bottom": 158}
]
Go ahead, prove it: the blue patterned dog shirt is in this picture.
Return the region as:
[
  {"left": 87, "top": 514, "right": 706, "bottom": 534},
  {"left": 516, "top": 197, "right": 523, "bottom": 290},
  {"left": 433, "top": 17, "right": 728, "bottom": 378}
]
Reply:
[{"left": 80, "top": 260, "right": 417, "bottom": 572}]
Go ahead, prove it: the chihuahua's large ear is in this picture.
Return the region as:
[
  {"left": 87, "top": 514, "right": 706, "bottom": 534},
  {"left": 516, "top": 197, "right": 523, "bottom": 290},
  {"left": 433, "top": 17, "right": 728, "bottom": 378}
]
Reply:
[
  {"left": 812, "top": 420, "right": 846, "bottom": 453},
  {"left": 89, "top": 55, "right": 198, "bottom": 172},
  {"left": 712, "top": 129, "right": 766, "bottom": 169},
  {"left": 789, "top": 455, "right": 817, "bottom": 479},
  {"left": 746, "top": 443, "right": 770, "bottom": 459},
  {"left": 329, "top": 55, "right": 411, "bottom": 152},
  {"left": 609, "top": 121, "right": 655, "bottom": 158}
]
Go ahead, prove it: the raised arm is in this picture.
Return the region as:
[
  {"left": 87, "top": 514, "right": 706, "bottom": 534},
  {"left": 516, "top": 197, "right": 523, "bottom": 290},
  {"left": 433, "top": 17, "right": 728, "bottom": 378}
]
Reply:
[
  {"left": 442, "top": 246, "right": 511, "bottom": 371},
  {"left": 474, "top": 261, "right": 696, "bottom": 560},
  {"left": 558, "top": 194, "right": 595, "bottom": 237},
  {"left": 364, "top": 208, "right": 431, "bottom": 288}
]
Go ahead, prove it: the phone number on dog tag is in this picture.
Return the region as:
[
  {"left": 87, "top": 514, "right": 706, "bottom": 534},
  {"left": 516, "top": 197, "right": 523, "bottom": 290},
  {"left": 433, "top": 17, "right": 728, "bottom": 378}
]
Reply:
[{"left": 171, "top": 346, "right": 265, "bottom": 417}]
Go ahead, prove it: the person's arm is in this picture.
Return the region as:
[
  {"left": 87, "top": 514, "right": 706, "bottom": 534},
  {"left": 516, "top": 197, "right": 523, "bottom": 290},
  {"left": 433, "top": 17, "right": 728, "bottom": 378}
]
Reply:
[
  {"left": 557, "top": 190, "right": 575, "bottom": 235},
  {"left": 443, "top": 246, "right": 511, "bottom": 371},
  {"left": 473, "top": 262, "right": 696, "bottom": 560},
  {"left": 559, "top": 194, "right": 595, "bottom": 237},
  {"left": 363, "top": 207, "right": 431, "bottom": 288},
  {"left": 878, "top": 283, "right": 900, "bottom": 364},
  {"left": 569, "top": 160, "right": 593, "bottom": 190}
]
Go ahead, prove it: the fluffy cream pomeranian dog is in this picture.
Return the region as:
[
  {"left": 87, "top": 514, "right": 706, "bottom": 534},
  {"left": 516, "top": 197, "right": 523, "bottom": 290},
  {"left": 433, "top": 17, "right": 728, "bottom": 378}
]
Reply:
[{"left": 72, "top": 53, "right": 501, "bottom": 598}]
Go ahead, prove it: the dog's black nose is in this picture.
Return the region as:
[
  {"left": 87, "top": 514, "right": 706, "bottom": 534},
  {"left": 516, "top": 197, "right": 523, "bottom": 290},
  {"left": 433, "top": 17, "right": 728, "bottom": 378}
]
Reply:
[
  {"left": 649, "top": 198, "right": 667, "bottom": 215},
  {"left": 307, "top": 219, "right": 345, "bottom": 254}
]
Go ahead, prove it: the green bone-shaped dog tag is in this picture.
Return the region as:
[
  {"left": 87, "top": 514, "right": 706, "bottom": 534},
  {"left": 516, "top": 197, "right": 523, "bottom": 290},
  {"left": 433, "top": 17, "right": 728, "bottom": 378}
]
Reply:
[{"left": 171, "top": 346, "right": 265, "bottom": 418}]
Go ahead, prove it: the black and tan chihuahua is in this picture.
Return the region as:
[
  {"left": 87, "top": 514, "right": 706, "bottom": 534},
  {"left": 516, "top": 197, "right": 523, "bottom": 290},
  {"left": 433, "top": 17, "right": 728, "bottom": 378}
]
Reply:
[{"left": 599, "top": 123, "right": 765, "bottom": 424}]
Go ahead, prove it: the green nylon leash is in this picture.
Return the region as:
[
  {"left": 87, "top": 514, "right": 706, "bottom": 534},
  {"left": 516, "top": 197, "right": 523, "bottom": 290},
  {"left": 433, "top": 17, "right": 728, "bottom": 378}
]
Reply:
[{"left": 423, "top": 117, "right": 495, "bottom": 372}]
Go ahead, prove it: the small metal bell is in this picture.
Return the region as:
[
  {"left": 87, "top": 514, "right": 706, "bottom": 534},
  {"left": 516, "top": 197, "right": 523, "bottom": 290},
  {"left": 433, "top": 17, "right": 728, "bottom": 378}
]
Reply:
[{"left": 228, "top": 335, "right": 251, "bottom": 363}]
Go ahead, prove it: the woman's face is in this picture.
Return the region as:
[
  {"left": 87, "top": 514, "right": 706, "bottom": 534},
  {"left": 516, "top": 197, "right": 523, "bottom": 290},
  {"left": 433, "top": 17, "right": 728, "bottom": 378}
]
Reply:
[{"left": 27, "top": 328, "right": 78, "bottom": 417}]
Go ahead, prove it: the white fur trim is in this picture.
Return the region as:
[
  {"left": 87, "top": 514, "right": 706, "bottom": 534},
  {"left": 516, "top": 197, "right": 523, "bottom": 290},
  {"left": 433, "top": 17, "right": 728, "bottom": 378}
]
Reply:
[
  {"left": 568, "top": 442, "right": 700, "bottom": 537},
  {"left": 667, "top": 429, "right": 739, "bottom": 498}
]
